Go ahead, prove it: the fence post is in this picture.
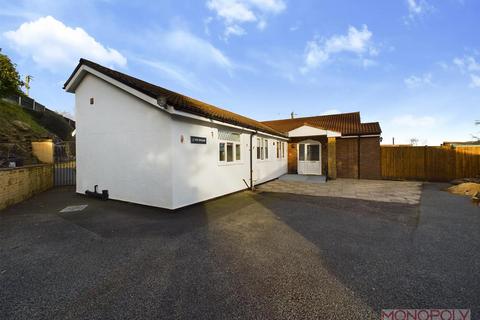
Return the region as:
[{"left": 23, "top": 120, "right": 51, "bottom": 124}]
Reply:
[{"left": 33, "top": 100, "right": 36, "bottom": 111}]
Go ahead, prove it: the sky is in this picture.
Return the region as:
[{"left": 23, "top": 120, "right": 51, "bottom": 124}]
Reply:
[{"left": 0, "top": 0, "right": 479, "bottom": 145}]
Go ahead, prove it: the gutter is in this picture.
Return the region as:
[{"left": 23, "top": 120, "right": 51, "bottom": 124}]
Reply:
[{"left": 168, "top": 106, "right": 288, "bottom": 140}]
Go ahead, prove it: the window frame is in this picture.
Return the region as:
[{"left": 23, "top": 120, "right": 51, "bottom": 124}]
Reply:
[
  {"left": 218, "top": 131, "right": 242, "bottom": 166},
  {"left": 257, "top": 138, "right": 261, "bottom": 160},
  {"left": 265, "top": 139, "right": 269, "bottom": 159}
]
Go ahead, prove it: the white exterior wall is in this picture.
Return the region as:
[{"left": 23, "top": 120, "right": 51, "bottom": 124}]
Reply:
[
  {"left": 253, "top": 135, "right": 288, "bottom": 184},
  {"left": 171, "top": 117, "right": 249, "bottom": 208},
  {"left": 171, "top": 117, "right": 287, "bottom": 209},
  {"left": 74, "top": 73, "right": 287, "bottom": 210},
  {"left": 75, "top": 74, "right": 173, "bottom": 208}
]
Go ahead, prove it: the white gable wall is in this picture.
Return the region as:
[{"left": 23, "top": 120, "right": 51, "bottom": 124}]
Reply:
[
  {"left": 288, "top": 125, "right": 341, "bottom": 138},
  {"left": 75, "top": 74, "right": 173, "bottom": 208}
]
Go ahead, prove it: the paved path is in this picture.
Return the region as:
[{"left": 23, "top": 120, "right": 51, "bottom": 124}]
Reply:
[{"left": 258, "top": 178, "right": 422, "bottom": 204}]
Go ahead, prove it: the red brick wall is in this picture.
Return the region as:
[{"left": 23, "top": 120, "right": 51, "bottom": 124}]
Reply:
[
  {"left": 287, "top": 136, "right": 380, "bottom": 179},
  {"left": 359, "top": 137, "right": 381, "bottom": 179},
  {"left": 336, "top": 138, "right": 359, "bottom": 178},
  {"left": 336, "top": 136, "right": 381, "bottom": 179},
  {"left": 287, "top": 142, "right": 297, "bottom": 173}
]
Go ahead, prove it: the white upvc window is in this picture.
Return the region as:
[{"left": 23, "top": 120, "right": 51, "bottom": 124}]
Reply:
[
  {"left": 218, "top": 130, "right": 241, "bottom": 165},
  {"left": 281, "top": 142, "right": 285, "bottom": 158},
  {"left": 257, "top": 138, "right": 261, "bottom": 160},
  {"left": 257, "top": 138, "right": 269, "bottom": 161},
  {"left": 265, "top": 139, "right": 269, "bottom": 159},
  {"left": 260, "top": 139, "right": 264, "bottom": 160}
]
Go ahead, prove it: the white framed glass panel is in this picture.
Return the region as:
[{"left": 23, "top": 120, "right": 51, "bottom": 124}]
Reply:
[
  {"left": 261, "top": 139, "right": 264, "bottom": 160},
  {"left": 299, "top": 144, "right": 305, "bottom": 161},
  {"left": 227, "top": 143, "right": 234, "bottom": 162},
  {"left": 306, "top": 144, "right": 320, "bottom": 161},
  {"left": 219, "top": 143, "right": 225, "bottom": 161},
  {"left": 235, "top": 144, "right": 241, "bottom": 160},
  {"left": 257, "top": 138, "right": 261, "bottom": 159},
  {"left": 265, "top": 140, "right": 268, "bottom": 159}
]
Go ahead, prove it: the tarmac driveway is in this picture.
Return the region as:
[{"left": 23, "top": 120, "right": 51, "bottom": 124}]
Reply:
[{"left": 0, "top": 183, "right": 479, "bottom": 319}]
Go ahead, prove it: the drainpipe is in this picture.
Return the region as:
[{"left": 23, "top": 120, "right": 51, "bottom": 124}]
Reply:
[{"left": 249, "top": 132, "right": 255, "bottom": 190}]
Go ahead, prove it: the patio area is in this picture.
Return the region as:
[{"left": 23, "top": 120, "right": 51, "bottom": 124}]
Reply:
[{"left": 257, "top": 177, "right": 423, "bottom": 205}]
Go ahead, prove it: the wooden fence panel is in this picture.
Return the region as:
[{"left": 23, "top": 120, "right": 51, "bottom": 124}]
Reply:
[
  {"left": 381, "top": 146, "right": 480, "bottom": 181},
  {"left": 425, "top": 147, "right": 456, "bottom": 181},
  {"left": 455, "top": 147, "right": 480, "bottom": 178},
  {"left": 381, "top": 146, "right": 425, "bottom": 180}
]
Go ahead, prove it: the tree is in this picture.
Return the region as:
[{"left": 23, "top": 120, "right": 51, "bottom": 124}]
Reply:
[
  {"left": 0, "top": 49, "right": 23, "bottom": 98},
  {"left": 410, "top": 138, "right": 419, "bottom": 146}
]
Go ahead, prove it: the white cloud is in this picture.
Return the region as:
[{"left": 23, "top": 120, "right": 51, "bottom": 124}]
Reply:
[
  {"left": 362, "top": 58, "right": 377, "bottom": 68},
  {"left": 470, "top": 74, "right": 480, "bottom": 88},
  {"left": 225, "top": 25, "right": 246, "bottom": 37},
  {"left": 453, "top": 55, "right": 480, "bottom": 88},
  {"left": 392, "top": 114, "right": 437, "bottom": 127},
  {"left": 162, "top": 28, "right": 232, "bottom": 70},
  {"left": 453, "top": 56, "right": 480, "bottom": 73},
  {"left": 404, "top": 73, "right": 432, "bottom": 88},
  {"left": 206, "top": 0, "right": 286, "bottom": 38},
  {"left": 405, "top": 0, "right": 432, "bottom": 22},
  {"left": 3, "top": 16, "right": 126, "bottom": 72},
  {"left": 136, "top": 58, "right": 201, "bottom": 91},
  {"left": 301, "top": 25, "right": 376, "bottom": 73},
  {"left": 289, "top": 22, "right": 301, "bottom": 32},
  {"left": 407, "top": 0, "right": 423, "bottom": 15},
  {"left": 257, "top": 19, "right": 267, "bottom": 30}
]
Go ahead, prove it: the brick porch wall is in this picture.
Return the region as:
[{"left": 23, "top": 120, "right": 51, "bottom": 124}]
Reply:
[{"left": 336, "top": 137, "right": 381, "bottom": 179}]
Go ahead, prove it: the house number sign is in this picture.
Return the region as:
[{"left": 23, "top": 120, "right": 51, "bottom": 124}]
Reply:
[{"left": 190, "top": 136, "right": 207, "bottom": 144}]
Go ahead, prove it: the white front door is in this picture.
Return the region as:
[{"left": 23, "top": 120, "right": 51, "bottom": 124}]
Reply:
[{"left": 298, "top": 142, "right": 321, "bottom": 175}]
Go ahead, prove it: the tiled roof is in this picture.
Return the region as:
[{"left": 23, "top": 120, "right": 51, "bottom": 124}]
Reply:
[
  {"left": 262, "top": 113, "right": 381, "bottom": 136},
  {"left": 65, "top": 59, "right": 286, "bottom": 137}
]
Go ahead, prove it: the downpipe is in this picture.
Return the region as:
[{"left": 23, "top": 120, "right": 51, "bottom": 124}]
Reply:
[
  {"left": 249, "top": 132, "right": 255, "bottom": 190},
  {"left": 85, "top": 185, "right": 109, "bottom": 201}
]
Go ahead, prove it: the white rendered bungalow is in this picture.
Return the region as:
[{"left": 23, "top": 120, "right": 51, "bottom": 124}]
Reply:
[
  {"left": 65, "top": 59, "right": 290, "bottom": 209},
  {"left": 65, "top": 59, "right": 381, "bottom": 209}
]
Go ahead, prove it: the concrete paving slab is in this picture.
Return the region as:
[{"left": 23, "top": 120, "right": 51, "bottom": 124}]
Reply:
[{"left": 258, "top": 178, "right": 423, "bottom": 204}]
